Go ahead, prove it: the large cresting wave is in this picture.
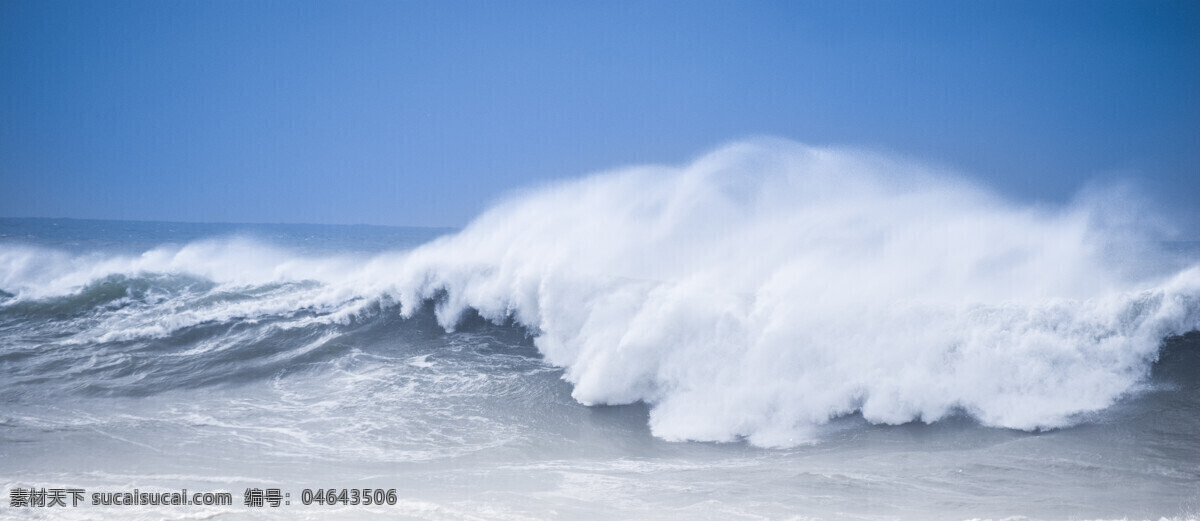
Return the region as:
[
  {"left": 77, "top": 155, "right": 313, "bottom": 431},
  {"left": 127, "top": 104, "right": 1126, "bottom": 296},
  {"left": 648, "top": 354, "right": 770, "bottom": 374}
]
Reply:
[{"left": 3, "top": 139, "right": 1199, "bottom": 446}]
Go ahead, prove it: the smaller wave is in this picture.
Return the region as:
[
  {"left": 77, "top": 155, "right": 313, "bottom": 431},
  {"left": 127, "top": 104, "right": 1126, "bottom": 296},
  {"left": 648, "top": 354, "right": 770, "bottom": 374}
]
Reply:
[
  {"left": 0, "top": 238, "right": 367, "bottom": 301},
  {"left": 0, "top": 274, "right": 211, "bottom": 320}
]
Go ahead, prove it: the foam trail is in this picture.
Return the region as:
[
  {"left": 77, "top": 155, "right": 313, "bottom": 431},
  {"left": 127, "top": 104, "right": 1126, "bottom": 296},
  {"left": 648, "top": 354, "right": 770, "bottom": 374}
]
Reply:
[{"left": 3, "top": 139, "right": 1198, "bottom": 446}]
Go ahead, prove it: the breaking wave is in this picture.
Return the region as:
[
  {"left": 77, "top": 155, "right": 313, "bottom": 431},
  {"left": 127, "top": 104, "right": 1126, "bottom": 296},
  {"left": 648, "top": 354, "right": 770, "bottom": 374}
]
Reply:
[{"left": 3, "top": 139, "right": 1198, "bottom": 446}]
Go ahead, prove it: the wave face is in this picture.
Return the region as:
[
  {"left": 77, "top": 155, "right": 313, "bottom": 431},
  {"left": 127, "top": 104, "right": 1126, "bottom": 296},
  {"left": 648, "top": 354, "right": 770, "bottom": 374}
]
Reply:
[{"left": 3, "top": 140, "right": 1199, "bottom": 447}]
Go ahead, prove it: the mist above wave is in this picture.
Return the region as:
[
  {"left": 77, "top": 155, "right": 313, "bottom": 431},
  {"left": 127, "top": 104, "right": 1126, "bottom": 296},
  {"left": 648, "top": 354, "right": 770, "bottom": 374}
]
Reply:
[{"left": 3, "top": 139, "right": 1198, "bottom": 446}]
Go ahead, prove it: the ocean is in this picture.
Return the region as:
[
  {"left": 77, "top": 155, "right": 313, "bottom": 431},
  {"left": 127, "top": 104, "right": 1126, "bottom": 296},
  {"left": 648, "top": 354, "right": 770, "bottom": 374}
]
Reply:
[{"left": 2, "top": 143, "right": 1198, "bottom": 520}]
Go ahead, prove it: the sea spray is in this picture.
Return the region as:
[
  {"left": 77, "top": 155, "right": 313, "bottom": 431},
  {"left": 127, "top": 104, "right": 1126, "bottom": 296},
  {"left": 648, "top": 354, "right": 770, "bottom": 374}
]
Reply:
[{"left": 387, "top": 139, "right": 1200, "bottom": 445}]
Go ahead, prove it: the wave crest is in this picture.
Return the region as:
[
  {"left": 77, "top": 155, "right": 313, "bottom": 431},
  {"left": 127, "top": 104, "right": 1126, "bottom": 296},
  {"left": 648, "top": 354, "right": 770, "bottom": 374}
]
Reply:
[{"left": 390, "top": 140, "right": 1200, "bottom": 445}]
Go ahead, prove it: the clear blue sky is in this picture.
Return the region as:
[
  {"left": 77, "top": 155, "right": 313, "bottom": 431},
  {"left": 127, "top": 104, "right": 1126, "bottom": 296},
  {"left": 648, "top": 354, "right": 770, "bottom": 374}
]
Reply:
[{"left": 2, "top": 0, "right": 1198, "bottom": 228}]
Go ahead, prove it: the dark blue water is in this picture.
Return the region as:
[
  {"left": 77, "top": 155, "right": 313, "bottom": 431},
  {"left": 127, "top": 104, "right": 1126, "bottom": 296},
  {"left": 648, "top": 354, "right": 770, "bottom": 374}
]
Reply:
[{"left": 0, "top": 217, "right": 454, "bottom": 254}]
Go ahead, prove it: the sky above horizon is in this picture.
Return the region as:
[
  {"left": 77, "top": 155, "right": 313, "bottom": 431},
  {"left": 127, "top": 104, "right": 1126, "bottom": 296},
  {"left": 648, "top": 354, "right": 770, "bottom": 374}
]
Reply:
[{"left": 2, "top": 1, "right": 1198, "bottom": 230}]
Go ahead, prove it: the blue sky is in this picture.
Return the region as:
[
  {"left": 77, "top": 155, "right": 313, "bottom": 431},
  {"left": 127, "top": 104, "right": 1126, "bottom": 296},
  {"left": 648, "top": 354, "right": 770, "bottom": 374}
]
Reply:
[{"left": 2, "top": 1, "right": 1198, "bottom": 228}]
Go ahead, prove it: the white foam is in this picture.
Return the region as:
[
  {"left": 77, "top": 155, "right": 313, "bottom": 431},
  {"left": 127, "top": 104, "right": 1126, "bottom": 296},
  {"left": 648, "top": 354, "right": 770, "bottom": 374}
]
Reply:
[{"left": 384, "top": 139, "right": 1200, "bottom": 445}]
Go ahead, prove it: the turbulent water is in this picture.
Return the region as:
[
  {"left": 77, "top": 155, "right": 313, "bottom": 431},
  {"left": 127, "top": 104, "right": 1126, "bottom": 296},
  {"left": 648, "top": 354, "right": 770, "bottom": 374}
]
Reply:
[{"left": 2, "top": 141, "right": 1199, "bottom": 520}]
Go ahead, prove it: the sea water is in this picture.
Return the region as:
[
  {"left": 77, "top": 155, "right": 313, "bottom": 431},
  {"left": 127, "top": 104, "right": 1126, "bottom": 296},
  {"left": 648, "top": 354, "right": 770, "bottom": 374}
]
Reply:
[{"left": 2, "top": 141, "right": 1198, "bottom": 520}]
